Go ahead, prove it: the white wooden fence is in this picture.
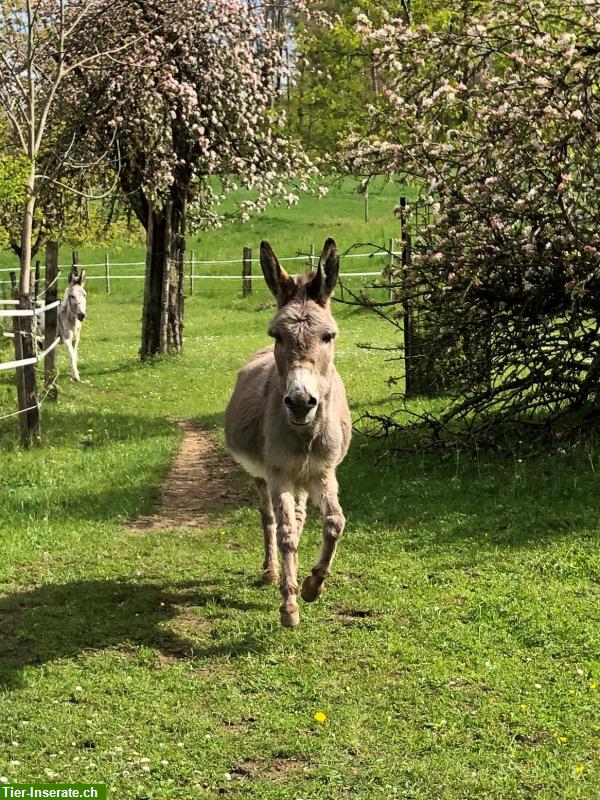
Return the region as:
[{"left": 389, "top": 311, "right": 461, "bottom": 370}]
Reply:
[{"left": 0, "top": 299, "right": 60, "bottom": 373}]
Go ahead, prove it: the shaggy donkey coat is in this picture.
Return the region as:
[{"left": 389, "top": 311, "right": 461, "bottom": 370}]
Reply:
[{"left": 224, "top": 238, "right": 351, "bottom": 627}]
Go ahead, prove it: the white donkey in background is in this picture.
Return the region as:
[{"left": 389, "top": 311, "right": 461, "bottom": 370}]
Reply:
[{"left": 59, "top": 269, "right": 87, "bottom": 381}]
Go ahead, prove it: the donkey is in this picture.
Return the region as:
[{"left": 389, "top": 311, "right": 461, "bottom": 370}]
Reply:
[
  {"left": 59, "top": 269, "right": 87, "bottom": 381},
  {"left": 224, "top": 238, "right": 351, "bottom": 627}
]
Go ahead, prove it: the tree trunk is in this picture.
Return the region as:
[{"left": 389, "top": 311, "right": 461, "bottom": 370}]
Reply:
[
  {"left": 14, "top": 167, "right": 40, "bottom": 447},
  {"left": 139, "top": 188, "right": 187, "bottom": 358},
  {"left": 168, "top": 190, "right": 186, "bottom": 352}
]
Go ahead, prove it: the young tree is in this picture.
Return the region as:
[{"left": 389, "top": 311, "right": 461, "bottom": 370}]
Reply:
[
  {"left": 81, "top": 0, "right": 316, "bottom": 358},
  {"left": 347, "top": 0, "right": 600, "bottom": 438},
  {"left": 0, "top": 0, "right": 134, "bottom": 445}
]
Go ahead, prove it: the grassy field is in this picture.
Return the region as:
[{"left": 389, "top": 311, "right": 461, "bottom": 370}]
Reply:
[
  {"left": 0, "top": 183, "right": 599, "bottom": 799},
  {"left": 0, "top": 176, "right": 409, "bottom": 275}
]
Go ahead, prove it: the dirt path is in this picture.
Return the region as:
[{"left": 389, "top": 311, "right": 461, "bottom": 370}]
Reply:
[{"left": 129, "top": 420, "right": 248, "bottom": 532}]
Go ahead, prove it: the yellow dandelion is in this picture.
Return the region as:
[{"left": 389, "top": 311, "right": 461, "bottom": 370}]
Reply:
[
  {"left": 314, "top": 711, "right": 327, "bottom": 724},
  {"left": 575, "top": 764, "right": 587, "bottom": 775},
  {"left": 558, "top": 736, "right": 568, "bottom": 743},
  {"left": 568, "top": 689, "right": 576, "bottom": 696},
  {"left": 590, "top": 682, "right": 597, "bottom": 691},
  {"left": 519, "top": 704, "right": 527, "bottom": 710}
]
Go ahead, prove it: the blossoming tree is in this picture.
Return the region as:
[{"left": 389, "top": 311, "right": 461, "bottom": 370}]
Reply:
[
  {"left": 347, "top": 0, "right": 600, "bottom": 436},
  {"left": 82, "top": 0, "right": 316, "bottom": 357}
]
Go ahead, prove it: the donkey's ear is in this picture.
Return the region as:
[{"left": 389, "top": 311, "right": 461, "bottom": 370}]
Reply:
[
  {"left": 79, "top": 270, "right": 86, "bottom": 286},
  {"left": 68, "top": 269, "right": 75, "bottom": 285},
  {"left": 260, "top": 241, "right": 295, "bottom": 307},
  {"left": 307, "top": 238, "right": 339, "bottom": 306}
]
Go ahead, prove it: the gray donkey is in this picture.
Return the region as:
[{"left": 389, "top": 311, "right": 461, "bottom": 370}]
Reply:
[
  {"left": 59, "top": 269, "right": 87, "bottom": 381},
  {"left": 224, "top": 239, "right": 351, "bottom": 627}
]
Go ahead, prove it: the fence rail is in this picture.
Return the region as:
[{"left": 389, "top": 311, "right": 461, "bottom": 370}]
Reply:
[
  {"left": 0, "top": 299, "right": 60, "bottom": 318},
  {"left": 0, "top": 246, "right": 60, "bottom": 441},
  {"left": 0, "top": 335, "right": 60, "bottom": 373},
  {"left": 0, "top": 246, "right": 401, "bottom": 297}
]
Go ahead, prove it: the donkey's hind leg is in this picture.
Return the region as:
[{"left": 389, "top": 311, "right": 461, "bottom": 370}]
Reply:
[
  {"left": 301, "top": 470, "right": 345, "bottom": 603},
  {"left": 255, "top": 478, "right": 278, "bottom": 584}
]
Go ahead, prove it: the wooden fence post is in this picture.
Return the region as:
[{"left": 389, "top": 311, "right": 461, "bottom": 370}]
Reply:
[
  {"left": 72, "top": 250, "right": 79, "bottom": 275},
  {"left": 400, "top": 196, "right": 416, "bottom": 398},
  {"left": 242, "top": 247, "right": 252, "bottom": 297},
  {"left": 45, "top": 242, "right": 59, "bottom": 400},
  {"left": 189, "top": 251, "right": 195, "bottom": 296},
  {"left": 34, "top": 260, "right": 40, "bottom": 301},
  {"left": 10, "top": 271, "right": 28, "bottom": 443},
  {"left": 388, "top": 237, "right": 395, "bottom": 301},
  {"left": 104, "top": 253, "right": 111, "bottom": 294},
  {"left": 309, "top": 243, "right": 315, "bottom": 273}
]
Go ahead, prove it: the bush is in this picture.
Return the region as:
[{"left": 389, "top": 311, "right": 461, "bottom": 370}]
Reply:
[{"left": 346, "top": 1, "right": 600, "bottom": 439}]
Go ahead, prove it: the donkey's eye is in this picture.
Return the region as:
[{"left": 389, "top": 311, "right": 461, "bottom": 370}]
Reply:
[{"left": 322, "top": 333, "right": 335, "bottom": 343}]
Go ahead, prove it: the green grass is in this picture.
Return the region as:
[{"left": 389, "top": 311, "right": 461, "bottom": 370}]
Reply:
[
  {"left": 0, "top": 184, "right": 599, "bottom": 799},
  {"left": 0, "top": 177, "right": 409, "bottom": 275}
]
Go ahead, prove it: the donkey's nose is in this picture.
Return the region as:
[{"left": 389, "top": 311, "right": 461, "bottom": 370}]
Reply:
[
  {"left": 77, "top": 312, "right": 86, "bottom": 321},
  {"left": 284, "top": 390, "right": 317, "bottom": 421}
]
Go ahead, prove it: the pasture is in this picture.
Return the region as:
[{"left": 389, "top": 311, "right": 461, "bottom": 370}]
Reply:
[{"left": 1, "top": 183, "right": 599, "bottom": 799}]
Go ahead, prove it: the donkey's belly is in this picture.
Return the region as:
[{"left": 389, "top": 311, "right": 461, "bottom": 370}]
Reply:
[{"left": 229, "top": 450, "right": 268, "bottom": 481}]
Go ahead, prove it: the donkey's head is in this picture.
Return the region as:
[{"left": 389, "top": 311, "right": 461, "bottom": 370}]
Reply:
[
  {"left": 66, "top": 269, "right": 87, "bottom": 321},
  {"left": 261, "top": 238, "right": 340, "bottom": 427}
]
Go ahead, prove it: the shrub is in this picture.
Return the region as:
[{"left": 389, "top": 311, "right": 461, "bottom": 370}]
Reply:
[{"left": 346, "top": 1, "right": 600, "bottom": 439}]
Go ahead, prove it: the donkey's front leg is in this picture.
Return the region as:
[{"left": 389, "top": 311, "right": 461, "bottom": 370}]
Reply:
[
  {"left": 301, "top": 470, "right": 346, "bottom": 603},
  {"left": 270, "top": 475, "right": 300, "bottom": 627},
  {"left": 64, "top": 337, "right": 80, "bottom": 381}
]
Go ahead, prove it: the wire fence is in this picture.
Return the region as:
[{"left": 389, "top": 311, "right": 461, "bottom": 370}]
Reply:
[
  {"left": 0, "top": 243, "right": 401, "bottom": 297},
  {"left": 0, "top": 238, "right": 406, "bottom": 430}
]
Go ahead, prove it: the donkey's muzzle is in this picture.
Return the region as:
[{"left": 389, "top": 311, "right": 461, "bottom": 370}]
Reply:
[
  {"left": 284, "top": 390, "right": 318, "bottom": 425},
  {"left": 77, "top": 312, "right": 86, "bottom": 321}
]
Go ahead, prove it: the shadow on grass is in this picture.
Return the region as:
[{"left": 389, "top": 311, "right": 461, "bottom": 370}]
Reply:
[
  {"left": 177, "top": 414, "right": 600, "bottom": 559},
  {"left": 0, "top": 578, "right": 270, "bottom": 689},
  {"left": 1, "top": 410, "right": 250, "bottom": 525},
  {"left": 82, "top": 358, "right": 150, "bottom": 378},
  {"left": 0, "top": 406, "right": 174, "bottom": 452},
  {"left": 338, "top": 435, "right": 600, "bottom": 557}
]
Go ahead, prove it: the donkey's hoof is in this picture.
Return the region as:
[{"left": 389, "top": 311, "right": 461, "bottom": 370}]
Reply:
[
  {"left": 280, "top": 607, "right": 300, "bottom": 627},
  {"left": 301, "top": 575, "right": 323, "bottom": 603},
  {"left": 261, "top": 568, "right": 279, "bottom": 585}
]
